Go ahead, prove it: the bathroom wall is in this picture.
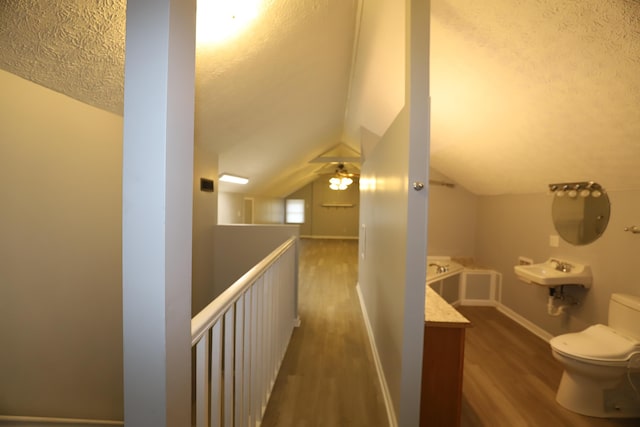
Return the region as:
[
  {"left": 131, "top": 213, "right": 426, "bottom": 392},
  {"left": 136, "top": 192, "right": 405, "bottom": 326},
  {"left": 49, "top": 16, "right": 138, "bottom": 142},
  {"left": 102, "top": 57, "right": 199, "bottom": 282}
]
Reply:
[
  {"left": 427, "top": 169, "right": 477, "bottom": 257},
  {"left": 475, "top": 189, "right": 640, "bottom": 337}
]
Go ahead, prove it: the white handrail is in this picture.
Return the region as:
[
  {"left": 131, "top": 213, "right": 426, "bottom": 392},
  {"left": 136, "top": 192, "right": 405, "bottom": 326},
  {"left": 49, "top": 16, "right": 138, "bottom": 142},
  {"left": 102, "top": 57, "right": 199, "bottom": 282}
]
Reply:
[
  {"left": 191, "top": 236, "right": 297, "bottom": 345},
  {"left": 191, "top": 235, "right": 299, "bottom": 427}
]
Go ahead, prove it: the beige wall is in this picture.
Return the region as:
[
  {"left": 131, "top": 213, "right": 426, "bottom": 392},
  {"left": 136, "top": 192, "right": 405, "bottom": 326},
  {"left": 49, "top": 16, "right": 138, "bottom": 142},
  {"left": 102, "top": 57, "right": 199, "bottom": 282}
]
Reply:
[
  {"left": 476, "top": 189, "right": 640, "bottom": 336},
  {"left": 0, "top": 70, "right": 124, "bottom": 419},
  {"left": 213, "top": 224, "right": 300, "bottom": 298},
  {"left": 350, "top": 0, "right": 432, "bottom": 423},
  {"left": 218, "top": 192, "right": 284, "bottom": 225},
  {"left": 252, "top": 195, "right": 285, "bottom": 224},
  {"left": 342, "top": 0, "right": 405, "bottom": 144},
  {"left": 427, "top": 169, "right": 477, "bottom": 257},
  {"left": 358, "top": 110, "right": 410, "bottom": 422},
  {"left": 218, "top": 191, "right": 244, "bottom": 224},
  {"left": 0, "top": 69, "right": 220, "bottom": 420},
  {"left": 192, "top": 145, "right": 218, "bottom": 314},
  {"left": 287, "top": 177, "right": 360, "bottom": 238}
]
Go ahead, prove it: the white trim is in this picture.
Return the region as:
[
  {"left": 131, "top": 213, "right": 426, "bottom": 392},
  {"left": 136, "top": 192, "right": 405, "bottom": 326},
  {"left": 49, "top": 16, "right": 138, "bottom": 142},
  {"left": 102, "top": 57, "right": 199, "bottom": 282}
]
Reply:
[
  {"left": 460, "top": 299, "right": 497, "bottom": 307},
  {"left": 459, "top": 270, "right": 499, "bottom": 307},
  {"left": 299, "top": 235, "right": 359, "bottom": 240},
  {"left": 0, "top": 416, "right": 123, "bottom": 426},
  {"left": 356, "top": 283, "right": 398, "bottom": 427},
  {"left": 496, "top": 303, "right": 553, "bottom": 342}
]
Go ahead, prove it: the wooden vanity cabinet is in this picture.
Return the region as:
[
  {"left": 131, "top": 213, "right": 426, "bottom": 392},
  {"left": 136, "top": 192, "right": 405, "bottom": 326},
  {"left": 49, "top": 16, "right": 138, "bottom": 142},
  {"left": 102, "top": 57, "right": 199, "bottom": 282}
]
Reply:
[
  {"left": 420, "top": 287, "right": 471, "bottom": 427},
  {"left": 419, "top": 322, "right": 468, "bottom": 426}
]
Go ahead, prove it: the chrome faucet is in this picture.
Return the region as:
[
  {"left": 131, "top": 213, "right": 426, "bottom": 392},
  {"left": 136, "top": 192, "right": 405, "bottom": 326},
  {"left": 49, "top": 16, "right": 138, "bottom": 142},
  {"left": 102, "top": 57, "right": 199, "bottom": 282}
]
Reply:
[
  {"left": 428, "top": 263, "right": 449, "bottom": 274},
  {"left": 550, "top": 259, "right": 573, "bottom": 273}
]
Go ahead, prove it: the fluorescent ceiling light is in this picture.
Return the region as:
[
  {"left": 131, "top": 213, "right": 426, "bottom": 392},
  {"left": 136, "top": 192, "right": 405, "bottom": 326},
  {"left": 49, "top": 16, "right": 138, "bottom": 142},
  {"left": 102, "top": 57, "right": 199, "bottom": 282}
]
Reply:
[{"left": 219, "top": 173, "right": 249, "bottom": 185}]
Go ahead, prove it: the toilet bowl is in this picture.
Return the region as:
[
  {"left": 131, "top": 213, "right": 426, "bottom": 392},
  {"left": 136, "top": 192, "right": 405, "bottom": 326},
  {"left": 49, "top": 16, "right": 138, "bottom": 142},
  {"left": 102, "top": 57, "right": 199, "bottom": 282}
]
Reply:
[{"left": 549, "top": 294, "right": 640, "bottom": 418}]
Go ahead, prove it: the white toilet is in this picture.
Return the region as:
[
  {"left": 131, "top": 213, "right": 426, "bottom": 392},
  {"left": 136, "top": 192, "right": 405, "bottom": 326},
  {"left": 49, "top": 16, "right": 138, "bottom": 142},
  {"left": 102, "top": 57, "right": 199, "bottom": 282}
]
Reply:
[{"left": 550, "top": 293, "right": 640, "bottom": 418}]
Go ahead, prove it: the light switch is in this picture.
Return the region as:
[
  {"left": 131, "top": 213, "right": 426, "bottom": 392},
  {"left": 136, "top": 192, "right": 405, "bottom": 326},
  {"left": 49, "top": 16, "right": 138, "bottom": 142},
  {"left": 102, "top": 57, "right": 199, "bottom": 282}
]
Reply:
[{"left": 549, "top": 235, "right": 560, "bottom": 247}]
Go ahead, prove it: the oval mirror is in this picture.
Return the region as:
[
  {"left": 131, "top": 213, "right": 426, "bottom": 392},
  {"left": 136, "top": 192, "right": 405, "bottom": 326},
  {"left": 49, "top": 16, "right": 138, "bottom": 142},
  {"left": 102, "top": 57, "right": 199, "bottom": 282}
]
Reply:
[{"left": 551, "top": 183, "right": 610, "bottom": 245}]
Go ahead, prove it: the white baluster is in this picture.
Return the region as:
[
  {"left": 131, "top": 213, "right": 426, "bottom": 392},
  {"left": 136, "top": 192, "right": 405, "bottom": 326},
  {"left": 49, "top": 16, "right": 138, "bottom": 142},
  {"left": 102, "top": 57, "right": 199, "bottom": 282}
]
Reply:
[
  {"left": 210, "top": 321, "right": 222, "bottom": 427},
  {"left": 224, "top": 308, "right": 235, "bottom": 427},
  {"left": 195, "top": 332, "right": 210, "bottom": 427}
]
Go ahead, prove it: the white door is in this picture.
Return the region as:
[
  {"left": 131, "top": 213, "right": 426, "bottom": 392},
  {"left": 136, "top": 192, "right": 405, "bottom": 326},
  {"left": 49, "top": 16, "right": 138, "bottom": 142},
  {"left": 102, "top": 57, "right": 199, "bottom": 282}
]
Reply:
[{"left": 243, "top": 197, "right": 254, "bottom": 224}]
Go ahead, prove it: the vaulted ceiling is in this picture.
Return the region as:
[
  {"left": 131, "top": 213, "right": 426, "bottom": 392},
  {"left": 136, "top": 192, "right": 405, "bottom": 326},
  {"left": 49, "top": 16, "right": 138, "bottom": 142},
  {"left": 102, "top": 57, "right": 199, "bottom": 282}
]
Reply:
[{"left": 2, "top": 0, "right": 639, "bottom": 197}]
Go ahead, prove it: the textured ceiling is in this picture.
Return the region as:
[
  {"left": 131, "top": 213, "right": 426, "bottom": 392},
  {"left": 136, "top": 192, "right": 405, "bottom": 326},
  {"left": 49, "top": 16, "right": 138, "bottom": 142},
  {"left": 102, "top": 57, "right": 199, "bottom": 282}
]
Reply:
[
  {"left": 0, "top": 0, "right": 357, "bottom": 197},
  {"left": 431, "top": 0, "right": 640, "bottom": 194},
  {"left": 2, "top": 0, "right": 640, "bottom": 196},
  {"left": 195, "top": 0, "right": 358, "bottom": 196},
  {"left": 0, "top": 0, "right": 126, "bottom": 115}
]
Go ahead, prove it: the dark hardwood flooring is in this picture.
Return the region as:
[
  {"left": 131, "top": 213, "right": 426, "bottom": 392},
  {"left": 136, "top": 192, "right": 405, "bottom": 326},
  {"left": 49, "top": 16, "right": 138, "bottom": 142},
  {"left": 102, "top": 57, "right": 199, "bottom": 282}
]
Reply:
[{"left": 261, "top": 239, "right": 640, "bottom": 426}]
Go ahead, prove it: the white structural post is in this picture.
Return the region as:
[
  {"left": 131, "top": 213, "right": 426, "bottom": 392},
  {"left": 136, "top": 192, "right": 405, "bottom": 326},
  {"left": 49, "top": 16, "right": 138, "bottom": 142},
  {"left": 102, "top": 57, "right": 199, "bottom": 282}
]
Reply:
[
  {"left": 400, "top": 0, "right": 430, "bottom": 425},
  {"left": 122, "top": 0, "right": 197, "bottom": 425}
]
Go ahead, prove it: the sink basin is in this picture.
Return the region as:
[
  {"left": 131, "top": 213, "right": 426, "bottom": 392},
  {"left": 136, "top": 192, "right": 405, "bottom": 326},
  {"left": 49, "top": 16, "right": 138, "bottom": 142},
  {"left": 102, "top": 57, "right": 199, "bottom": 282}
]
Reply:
[{"left": 514, "top": 259, "right": 592, "bottom": 288}]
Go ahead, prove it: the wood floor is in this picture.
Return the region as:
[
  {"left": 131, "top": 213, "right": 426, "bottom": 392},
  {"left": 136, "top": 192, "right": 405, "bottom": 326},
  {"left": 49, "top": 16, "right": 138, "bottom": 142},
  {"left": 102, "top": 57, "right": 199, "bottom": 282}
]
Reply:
[
  {"left": 261, "top": 239, "right": 640, "bottom": 426},
  {"left": 261, "top": 238, "right": 388, "bottom": 427},
  {"left": 458, "top": 306, "right": 640, "bottom": 427}
]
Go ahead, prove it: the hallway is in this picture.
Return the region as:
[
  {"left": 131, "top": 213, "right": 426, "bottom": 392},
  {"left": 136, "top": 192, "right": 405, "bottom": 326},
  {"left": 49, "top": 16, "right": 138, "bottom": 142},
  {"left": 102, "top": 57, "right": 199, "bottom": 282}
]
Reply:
[{"left": 261, "top": 238, "right": 388, "bottom": 427}]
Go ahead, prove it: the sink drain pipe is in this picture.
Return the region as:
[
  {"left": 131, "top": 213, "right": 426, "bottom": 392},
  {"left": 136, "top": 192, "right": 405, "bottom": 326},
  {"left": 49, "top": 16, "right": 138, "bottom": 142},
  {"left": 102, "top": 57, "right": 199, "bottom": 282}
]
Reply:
[
  {"left": 547, "top": 287, "right": 570, "bottom": 316},
  {"left": 629, "top": 354, "right": 640, "bottom": 402}
]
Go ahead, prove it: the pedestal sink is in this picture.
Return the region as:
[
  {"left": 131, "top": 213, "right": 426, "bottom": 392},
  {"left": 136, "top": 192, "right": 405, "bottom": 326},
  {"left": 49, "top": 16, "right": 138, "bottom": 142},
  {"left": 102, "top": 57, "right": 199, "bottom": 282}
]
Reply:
[{"left": 514, "top": 259, "right": 592, "bottom": 288}]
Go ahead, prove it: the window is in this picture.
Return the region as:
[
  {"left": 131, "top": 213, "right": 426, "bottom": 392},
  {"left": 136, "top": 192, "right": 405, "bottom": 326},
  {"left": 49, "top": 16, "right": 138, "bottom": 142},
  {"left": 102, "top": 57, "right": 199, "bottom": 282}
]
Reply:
[{"left": 285, "top": 199, "right": 305, "bottom": 224}]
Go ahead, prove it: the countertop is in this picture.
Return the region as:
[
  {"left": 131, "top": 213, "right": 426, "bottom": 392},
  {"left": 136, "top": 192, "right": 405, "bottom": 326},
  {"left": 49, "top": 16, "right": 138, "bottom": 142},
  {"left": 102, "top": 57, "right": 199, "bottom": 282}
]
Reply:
[
  {"left": 425, "top": 286, "right": 471, "bottom": 328},
  {"left": 451, "top": 257, "right": 491, "bottom": 270}
]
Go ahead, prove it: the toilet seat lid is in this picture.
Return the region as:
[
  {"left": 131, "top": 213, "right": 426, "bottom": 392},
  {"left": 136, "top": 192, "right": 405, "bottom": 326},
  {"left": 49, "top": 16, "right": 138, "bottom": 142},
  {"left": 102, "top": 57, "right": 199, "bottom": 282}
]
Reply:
[{"left": 550, "top": 324, "right": 640, "bottom": 362}]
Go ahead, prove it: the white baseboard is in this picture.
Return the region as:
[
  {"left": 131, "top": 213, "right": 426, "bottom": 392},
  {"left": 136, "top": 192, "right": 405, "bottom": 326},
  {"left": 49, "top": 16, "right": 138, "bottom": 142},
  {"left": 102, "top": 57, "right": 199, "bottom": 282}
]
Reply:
[
  {"left": 300, "top": 235, "right": 358, "bottom": 240},
  {"left": 460, "top": 299, "right": 498, "bottom": 307},
  {"left": 356, "top": 283, "right": 398, "bottom": 427},
  {"left": 0, "top": 416, "right": 123, "bottom": 426},
  {"left": 496, "top": 303, "right": 553, "bottom": 342}
]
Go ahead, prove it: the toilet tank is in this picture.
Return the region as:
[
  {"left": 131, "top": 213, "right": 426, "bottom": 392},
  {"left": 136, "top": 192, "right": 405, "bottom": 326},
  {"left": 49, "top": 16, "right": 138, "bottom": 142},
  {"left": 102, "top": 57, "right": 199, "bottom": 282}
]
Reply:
[{"left": 608, "top": 293, "right": 640, "bottom": 340}]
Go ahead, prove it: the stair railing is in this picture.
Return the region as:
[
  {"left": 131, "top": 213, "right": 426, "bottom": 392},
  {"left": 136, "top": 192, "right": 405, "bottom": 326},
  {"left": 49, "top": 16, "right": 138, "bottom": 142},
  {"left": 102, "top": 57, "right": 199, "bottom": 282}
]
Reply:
[{"left": 191, "top": 236, "right": 299, "bottom": 427}]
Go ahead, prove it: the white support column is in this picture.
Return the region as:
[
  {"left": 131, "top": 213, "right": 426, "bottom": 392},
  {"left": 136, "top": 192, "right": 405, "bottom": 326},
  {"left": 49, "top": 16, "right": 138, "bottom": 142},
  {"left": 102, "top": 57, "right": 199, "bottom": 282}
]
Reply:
[
  {"left": 401, "top": 0, "right": 430, "bottom": 425},
  {"left": 122, "top": 0, "right": 196, "bottom": 426}
]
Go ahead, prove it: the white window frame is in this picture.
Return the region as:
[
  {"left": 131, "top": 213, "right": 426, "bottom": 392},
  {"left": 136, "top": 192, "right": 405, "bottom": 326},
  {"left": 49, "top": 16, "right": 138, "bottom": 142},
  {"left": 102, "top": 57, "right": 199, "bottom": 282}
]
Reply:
[{"left": 285, "top": 199, "right": 305, "bottom": 224}]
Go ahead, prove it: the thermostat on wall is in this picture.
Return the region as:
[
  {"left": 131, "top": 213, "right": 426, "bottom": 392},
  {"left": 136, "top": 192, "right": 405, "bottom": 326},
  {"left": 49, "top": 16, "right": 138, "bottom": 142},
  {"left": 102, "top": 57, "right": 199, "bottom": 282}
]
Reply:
[{"left": 200, "top": 178, "right": 214, "bottom": 192}]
